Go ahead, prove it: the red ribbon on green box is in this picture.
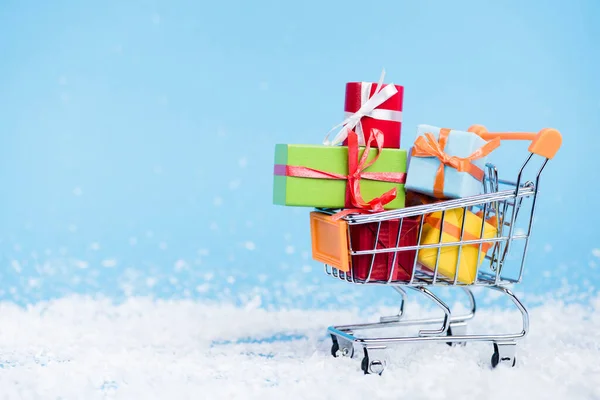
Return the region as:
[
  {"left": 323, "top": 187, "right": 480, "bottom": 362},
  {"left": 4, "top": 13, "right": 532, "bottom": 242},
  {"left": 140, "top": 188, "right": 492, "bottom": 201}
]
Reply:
[{"left": 274, "top": 129, "right": 406, "bottom": 219}]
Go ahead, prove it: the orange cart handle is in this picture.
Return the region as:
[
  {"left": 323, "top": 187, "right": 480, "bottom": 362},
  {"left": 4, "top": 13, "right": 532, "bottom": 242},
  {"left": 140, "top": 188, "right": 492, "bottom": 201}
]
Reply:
[{"left": 468, "top": 124, "right": 562, "bottom": 160}]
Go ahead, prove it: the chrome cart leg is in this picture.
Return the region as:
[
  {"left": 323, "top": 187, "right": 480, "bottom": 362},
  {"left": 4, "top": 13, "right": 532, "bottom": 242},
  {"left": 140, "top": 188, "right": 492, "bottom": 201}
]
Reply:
[
  {"left": 361, "top": 347, "right": 388, "bottom": 375},
  {"left": 379, "top": 286, "right": 407, "bottom": 323},
  {"left": 487, "top": 286, "right": 527, "bottom": 368},
  {"left": 491, "top": 341, "right": 517, "bottom": 368},
  {"left": 330, "top": 333, "right": 355, "bottom": 358},
  {"left": 410, "top": 286, "right": 451, "bottom": 336},
  {"left": 446, "top": 320, "right": 468, "bottom": 347},
  {"left": 445, "top": 288, "right": 476, "bottom": 346}
]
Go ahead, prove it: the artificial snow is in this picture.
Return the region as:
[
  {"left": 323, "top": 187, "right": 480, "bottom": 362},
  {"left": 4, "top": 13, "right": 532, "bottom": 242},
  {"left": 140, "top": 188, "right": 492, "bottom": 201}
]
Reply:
[{"left": 0, "top": 296, "right": 599, "bottom": 399}]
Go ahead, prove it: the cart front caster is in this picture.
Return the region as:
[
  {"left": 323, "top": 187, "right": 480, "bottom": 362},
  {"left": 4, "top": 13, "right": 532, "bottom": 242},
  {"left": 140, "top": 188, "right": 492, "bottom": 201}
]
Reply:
[
  {"left": 361, "top": 348, "right": 387, "bottom": 375},
  {"left": 330, "top": 334, "right": 354, "bottom": 358},
  {"left": 491, "top": 342, "right": 517, "bottom": 368}
]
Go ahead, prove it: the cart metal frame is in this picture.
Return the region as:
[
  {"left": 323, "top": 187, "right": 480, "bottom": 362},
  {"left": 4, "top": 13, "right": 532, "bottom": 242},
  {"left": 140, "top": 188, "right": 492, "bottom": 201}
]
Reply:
[{"left": 316, "top": 127, "right": 561, "bottom": 374}]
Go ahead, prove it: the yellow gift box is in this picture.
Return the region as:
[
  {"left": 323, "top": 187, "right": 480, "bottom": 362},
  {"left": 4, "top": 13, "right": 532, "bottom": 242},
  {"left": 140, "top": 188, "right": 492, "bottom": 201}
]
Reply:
[{"left": 418, "top": 208, "right": 497, "bottom": 284}]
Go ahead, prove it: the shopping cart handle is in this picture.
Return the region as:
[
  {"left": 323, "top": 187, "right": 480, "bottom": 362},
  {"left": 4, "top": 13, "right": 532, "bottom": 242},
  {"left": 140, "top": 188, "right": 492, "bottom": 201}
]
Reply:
[{"left": 468, "top": 125, "right": 562, "bottom": 160}]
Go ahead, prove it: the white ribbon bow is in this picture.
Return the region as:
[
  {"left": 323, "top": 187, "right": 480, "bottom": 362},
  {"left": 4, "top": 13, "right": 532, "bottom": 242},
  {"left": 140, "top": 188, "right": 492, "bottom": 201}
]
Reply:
[{"left": 323, "top": 69, "right": 403, "bottom": 146}]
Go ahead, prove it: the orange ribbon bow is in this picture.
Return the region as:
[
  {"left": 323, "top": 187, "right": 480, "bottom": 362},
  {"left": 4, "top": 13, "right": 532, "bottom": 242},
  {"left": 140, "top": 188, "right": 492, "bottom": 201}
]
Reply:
[{"left": 411, "top": 128, "right": 501, "bottom": 198}]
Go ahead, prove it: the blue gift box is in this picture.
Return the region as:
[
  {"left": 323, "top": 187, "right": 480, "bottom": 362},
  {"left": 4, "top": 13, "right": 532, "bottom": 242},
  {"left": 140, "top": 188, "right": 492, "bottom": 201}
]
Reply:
[{"left": 405, "top": 125, "right": 490, "bottom": 199}]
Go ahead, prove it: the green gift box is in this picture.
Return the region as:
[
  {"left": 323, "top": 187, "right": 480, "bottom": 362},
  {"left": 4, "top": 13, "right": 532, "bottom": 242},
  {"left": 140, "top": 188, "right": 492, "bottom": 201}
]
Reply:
[{"left": 273, "top": 144, "right": 407, "bottom": 209}]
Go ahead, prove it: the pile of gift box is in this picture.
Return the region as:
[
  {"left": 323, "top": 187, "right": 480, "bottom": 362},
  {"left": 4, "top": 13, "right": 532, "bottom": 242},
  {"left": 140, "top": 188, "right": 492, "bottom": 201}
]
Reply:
[{"left": 272, "top": 73, "right": 508, "bottom": 285}]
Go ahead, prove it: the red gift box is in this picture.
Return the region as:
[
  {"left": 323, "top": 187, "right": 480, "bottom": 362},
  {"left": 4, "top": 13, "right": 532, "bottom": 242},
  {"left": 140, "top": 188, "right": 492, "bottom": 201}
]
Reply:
[
  {"left": 349, "top": 217, "right": 419, "bottom": 282},
  {"left": 342, "top": 80, "right": 404, "bottom": 149}
]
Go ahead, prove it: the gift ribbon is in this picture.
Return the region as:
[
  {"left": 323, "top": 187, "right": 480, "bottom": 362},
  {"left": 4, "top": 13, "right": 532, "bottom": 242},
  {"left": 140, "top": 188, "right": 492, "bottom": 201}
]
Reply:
[
  {"left": 323, "top": 69, "right": 403, "bottom": 146},
  {"left": 274, "top": 129, "right": 406, "bottom": 219},
  {"left": 423, "top": 213, "right": 496, "bottom": 253},
  {"left": 411, "top": 128, "right": 501, "bottom": 198}
]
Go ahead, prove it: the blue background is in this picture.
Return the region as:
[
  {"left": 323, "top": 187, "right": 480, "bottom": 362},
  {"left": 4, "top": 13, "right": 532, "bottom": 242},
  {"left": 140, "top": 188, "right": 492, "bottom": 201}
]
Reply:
[{"left": 0, "top": 0, "right": 598, "bottom": 308}]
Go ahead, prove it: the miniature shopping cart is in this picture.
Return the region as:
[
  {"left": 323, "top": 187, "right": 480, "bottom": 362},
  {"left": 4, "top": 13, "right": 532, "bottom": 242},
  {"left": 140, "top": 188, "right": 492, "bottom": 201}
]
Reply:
[{"left": 310, "top": 125, "right": 562, "bottom": 374}]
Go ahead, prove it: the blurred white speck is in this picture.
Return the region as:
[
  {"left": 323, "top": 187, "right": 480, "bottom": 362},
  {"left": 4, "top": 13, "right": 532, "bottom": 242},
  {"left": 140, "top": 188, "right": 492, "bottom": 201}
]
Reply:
[
  {"left": 285, "top": 245, "right": 295, "bottom": 254},
  {"left": 217, "top": 127, "right": 226, "bottom": 137},
  {"left": 515, "top": 228, "right": 526, "bottom": 236},
  {"left": 101, "top": 259, "right": 118, "bottom": 268},
  {"left": 210, "top": 222, "right": 219, "bottom": 231},
  {"left": 60, "top": 93, "right": 70, "bottom": 103},
  {"left": 129, "top": 237, "right": 137, "bottom": 246},
  {"left": 245, "top": 220, "right": 254, "bottom": 228},
  {"left": 146, "top": 231, "right": 154, "bottom": 238},
  {"left": 90, "top": 242, "right": 100, "bottom": 251},
  {"left": 146, "top": 277, "right": 157, "bottom": 288},
  {"left": 151, "top": 12, "right": 161, "bottom": 24},
  {"left": 9, "top": 287, "right": 17, "bottom": 295},
  {"left": 228, "top": 254, "right": 235, "bottom": 262},
  {"left": 197, "top": 248, "right": 210, "bottom": 256},
  {"left": 120, "top": 283, "right": 133, "bottom": 297},
  {"left": 28, "top": 278, "right": 40, "bottom": 288},
  {"left": 238, "top": 157, "right": 247, "bottom": 168},
  {"left": 158, "top": 96, "right": 168, "bottom": 105},
  {"left": 284, "top": 233, "right": 292, "bottom": 241},
  {"left": 245, "top": 241, "right": 256, "bottom": 251},
  {"left": 73, "top": 187, "right": 83, "bottom": 196},
  {"left": 302, "top": 265, "right": 312, "bottom": 273},
  {"left": 258, "top": 274, "right": 268, "bottom": 283},
  {"left": 543, "top": 270, "right": 551, "bottom": 278},
  {"left": 114, "top": 44, "right": 123, "bottom": 53},
  {"left": 174, "top": 259, "right": 188, "bottom": 271},
  {"left": 213, "top": 197, "right": 223, "bottom": 206},
  {"left": 544, "top": 244, "right": 552, "bottom": 252},
  {"left": 229, "top": 180, "right": 241, "bottom": 190},
  {"left": 196, "top": 284, "right": 209, "bottom": 293},
  {"left": 244, "top": 295, "right": 262, "bottom": 310},
  {"left": 14, "top": 244, "right": 21, "bottom": 252},
  {"left": 68, "top": 224, "right": 78, "bottom": 233},
  {"left": 558, "top": 263, "right": 568, "bottom": 271},
  {"left": 204, "top": 273, "right": 214, "bottom": 281},
  {"left": 226, "top": 276, "right": 236, "bottom": 284},
  {"left": 301, "top": 251, "right": 309, "bottom": 260},
  {"left": 59, "top": 247, "right": 68, "bottom": 256},
  {"left": 169, "top": 277, "right": 178, "bottom": 285},
  {"left": 590, "top": 261, "right": 597, "bottom": 269},
  {"left": 153, "top": 165, "right": 163, "bottom": 175},
  {"left": 259, "top": 81, "right": 269, "bottom": 91},
  {"left": 58, "top": 76, "right": 67, "bottom": 85},
  {"left": 11, "top": 260, "right": 22, "bottom": 273},
  {"left": 159, "top": 242, "right": 168, "bottom": 250},
  {"left": 74, "top": 260, "right": 89, "bottom": 269},
  {"left": 592, "top": 249, "right": 600, "bottom": 258}
]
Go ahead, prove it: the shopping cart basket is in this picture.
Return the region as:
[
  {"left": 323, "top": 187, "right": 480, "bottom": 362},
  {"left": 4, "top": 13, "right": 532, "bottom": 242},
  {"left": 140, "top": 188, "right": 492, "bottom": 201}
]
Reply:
[{"left": 310, "top": 125, "right": 562, "bottom": 374}]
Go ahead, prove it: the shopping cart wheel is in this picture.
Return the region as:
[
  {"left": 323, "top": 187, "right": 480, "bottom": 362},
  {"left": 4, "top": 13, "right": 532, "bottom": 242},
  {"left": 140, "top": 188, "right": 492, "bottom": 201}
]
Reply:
[
  {"left": 330, "top": 334, "right": 354, "bottom": 358},
  {"left": 491, "top": 342, "right": 517, "bottom": 368},
  {"left": 361, "top": 348, "right": 386, "bottom": 375}
]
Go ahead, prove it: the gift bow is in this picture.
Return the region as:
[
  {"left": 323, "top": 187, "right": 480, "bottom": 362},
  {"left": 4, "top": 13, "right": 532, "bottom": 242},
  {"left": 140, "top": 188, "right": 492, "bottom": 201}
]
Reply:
[
  {"left": 323, "top": 69, "right": 402, "bottom": 146},
  {"left": 277, "top": 129, "right": 406, "bottom": 219},
  {"left": 411, "top": 129, "right": 501, "bottom": 198}
]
